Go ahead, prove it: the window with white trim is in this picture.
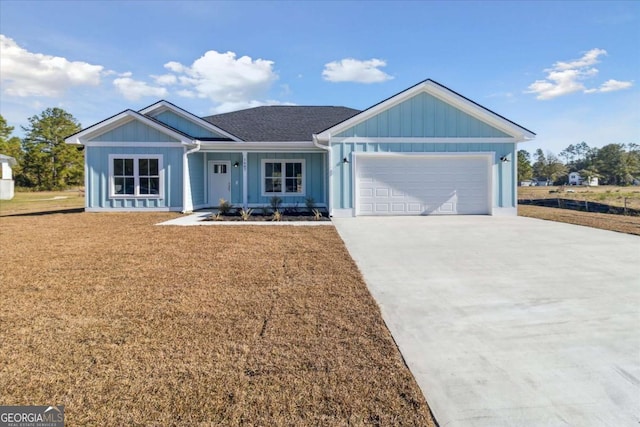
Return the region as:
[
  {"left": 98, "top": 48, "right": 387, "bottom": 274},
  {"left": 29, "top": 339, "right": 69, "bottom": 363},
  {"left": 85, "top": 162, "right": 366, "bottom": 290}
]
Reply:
[
  {"left": 262, "top": 159, "right": 305, "bottom": 196},
  {"left": 109, "top": 155, "right": 163, "bottom": 198}
]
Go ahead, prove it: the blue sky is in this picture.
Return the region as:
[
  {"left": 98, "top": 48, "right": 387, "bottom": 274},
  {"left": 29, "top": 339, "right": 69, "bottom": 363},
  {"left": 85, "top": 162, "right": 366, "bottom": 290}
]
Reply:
[{"left": 0, "top": 0, "right": 638, "bottom": 155}]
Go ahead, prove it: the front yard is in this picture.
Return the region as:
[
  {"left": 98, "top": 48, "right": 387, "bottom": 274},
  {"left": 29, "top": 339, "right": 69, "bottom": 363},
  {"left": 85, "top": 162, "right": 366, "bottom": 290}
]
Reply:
[{"left": 0, "top": 212, "right": 435, "bottom": 426}]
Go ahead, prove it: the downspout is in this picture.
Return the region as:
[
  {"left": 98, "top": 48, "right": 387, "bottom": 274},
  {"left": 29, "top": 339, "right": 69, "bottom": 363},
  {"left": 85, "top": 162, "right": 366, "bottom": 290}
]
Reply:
[
  {"left": 182, "top": 140, "right": 201, "bottom": 213},
  {"left": 312, "top": 133, "right": 333, "bottom": 216}
]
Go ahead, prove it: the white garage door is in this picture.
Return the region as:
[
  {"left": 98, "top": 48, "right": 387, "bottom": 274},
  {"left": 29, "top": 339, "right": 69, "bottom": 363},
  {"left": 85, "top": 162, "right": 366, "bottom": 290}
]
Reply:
[{"left": 356, "top": 154, "right": 491, "bottom": 215}]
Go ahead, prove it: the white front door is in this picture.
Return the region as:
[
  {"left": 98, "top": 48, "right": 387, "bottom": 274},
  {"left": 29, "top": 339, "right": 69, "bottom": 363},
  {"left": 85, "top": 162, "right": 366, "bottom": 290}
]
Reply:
[{"left": 208, "top": 161, "right": 231, "bottom": 206}]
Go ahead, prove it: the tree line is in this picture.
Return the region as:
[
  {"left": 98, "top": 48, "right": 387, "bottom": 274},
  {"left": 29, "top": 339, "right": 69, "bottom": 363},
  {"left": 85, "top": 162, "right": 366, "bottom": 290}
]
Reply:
[
  {"left": 518, "top": 142, "right": 640, "bottom": 186},
  {"left": 0, "top": 109, "right": 83, "bottom": 190},
  {"left": 1, "top": 108, "right": 638, "bottom": 190}
]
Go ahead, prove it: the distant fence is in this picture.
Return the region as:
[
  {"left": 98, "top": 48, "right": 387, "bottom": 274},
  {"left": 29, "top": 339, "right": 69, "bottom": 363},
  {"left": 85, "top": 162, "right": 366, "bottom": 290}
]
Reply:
[{"left": 518, "top": 198, "right": 640, "bottom": 216}]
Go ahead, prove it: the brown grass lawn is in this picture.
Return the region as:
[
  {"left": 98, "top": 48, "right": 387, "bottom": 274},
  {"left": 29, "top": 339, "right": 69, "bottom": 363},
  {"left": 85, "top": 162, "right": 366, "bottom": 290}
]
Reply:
[
  {"left": 0, "top": 212, "right": 435, "bottom": 426},
  {"left": 0, "top": 190, "right": 85, "bottom": 216},
  {"left": 518, "top": 205, "right": 640, "bottom": 236},
  {"left": 518, "top": 185, "right": 640, "bottom": 210},
  {"left": 517, "top": 186, "right": 640, "bottom": 235}
]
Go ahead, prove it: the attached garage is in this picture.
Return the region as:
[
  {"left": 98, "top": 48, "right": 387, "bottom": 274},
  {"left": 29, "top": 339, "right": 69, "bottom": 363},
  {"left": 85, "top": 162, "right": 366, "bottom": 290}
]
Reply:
[{"left": 354, "top": 153, "right": 492, "bottom": 216}]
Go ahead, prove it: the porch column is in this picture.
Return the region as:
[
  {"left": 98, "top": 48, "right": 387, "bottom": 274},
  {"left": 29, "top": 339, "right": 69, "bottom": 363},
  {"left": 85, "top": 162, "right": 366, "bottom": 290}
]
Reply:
[{"left": 242, "top": 151, "right": 248, "bottom": 209}]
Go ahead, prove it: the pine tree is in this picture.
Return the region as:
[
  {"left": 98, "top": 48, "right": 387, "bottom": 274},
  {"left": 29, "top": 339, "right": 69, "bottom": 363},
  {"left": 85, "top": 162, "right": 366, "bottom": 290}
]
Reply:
[{"left": 21, "top": 108, "right": 82, "bottom": 189}]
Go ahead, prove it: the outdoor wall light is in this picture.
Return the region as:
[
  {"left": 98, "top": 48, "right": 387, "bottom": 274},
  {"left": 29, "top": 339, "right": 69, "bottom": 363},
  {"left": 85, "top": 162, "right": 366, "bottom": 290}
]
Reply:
[
  {"left": 343, "top": 157, "right": 350, "bottom": 164},
  {"left": 500, "top": 155, "right": 510, "bottom": 163},
  {"left": 233, "top": 161, "right": 239, "bottom": 168}
]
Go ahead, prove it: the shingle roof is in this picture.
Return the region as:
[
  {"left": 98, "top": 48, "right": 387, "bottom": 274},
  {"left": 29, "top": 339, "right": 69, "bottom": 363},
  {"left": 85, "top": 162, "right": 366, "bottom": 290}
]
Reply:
[{"left": 203, "top": 106, "right": 360, "bottom": 142}]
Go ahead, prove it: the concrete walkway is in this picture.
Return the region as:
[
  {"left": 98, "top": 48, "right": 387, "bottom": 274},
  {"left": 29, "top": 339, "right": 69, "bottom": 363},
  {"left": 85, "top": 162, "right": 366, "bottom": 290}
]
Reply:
[{"left": 333, "top": 216, "right": 639, "bottom": 427}]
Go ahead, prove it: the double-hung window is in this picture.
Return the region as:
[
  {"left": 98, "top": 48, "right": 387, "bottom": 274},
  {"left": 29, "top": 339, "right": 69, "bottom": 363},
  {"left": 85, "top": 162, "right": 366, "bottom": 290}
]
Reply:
[
  {"left": 262, "top": 159, "right": 305, "bottom": 196},
  {"left": 110, "top": 155, "right": 162, "bottom": 198}
]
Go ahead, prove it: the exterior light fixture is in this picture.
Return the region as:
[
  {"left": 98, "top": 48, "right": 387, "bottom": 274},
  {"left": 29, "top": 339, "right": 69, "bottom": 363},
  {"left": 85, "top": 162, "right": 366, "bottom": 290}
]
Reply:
[
  {"left": 500, "top": 155, "right": 510, "bottom": 162},
  {"left": 233, "top": 161, "right": 239, "bottom": 168},
  {"left": 343, "top": 157, "right": 349, "bottom": 164}
]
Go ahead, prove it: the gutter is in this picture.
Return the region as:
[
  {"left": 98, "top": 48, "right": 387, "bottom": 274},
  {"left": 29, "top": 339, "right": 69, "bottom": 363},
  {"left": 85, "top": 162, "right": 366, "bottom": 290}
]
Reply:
[
  {"left": 312, "top": 133, "right": 333, "bottom": 216},
  {"left": 182, "top": 140, "right": 201, "bottom": 213}
]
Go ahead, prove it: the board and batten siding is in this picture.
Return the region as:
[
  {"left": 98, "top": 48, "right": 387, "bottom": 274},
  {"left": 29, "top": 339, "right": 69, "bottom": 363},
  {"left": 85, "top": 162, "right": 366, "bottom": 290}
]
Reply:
[
  {"left": 203, "top": 153, "right": 245, "bottom": 206},
  {"left": 332, "top": 142, "right": 516, "bottom": 211},
  {"left": 85, "top": 146, "right": 183, "bottom": 210},
  {"left": 245, "top": 152, "right": 326, "bottom": 206},
  {"left": 335, "top": 92, "right": 511, "bottom": 139},
  {"left": 90, "top": 120, "right": 180, "bottom": 142},
  {"left": 329, "top": 90, "right": 519, "bottom": 214},
  {"left": 152, "top": 111, "right": 227, "bottom": 139}
]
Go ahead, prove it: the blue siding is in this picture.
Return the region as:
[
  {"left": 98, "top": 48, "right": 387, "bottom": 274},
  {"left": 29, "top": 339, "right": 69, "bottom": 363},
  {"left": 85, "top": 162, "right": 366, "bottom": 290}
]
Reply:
[
  {"left": 203, "top": 153, "right": 244, "bottom": 205},
  {"left": 153, "top": 111, "right": 227, "bottom": 139},
  {"left": 336, "top": 92, "right": 510, "bottom": 138},
  {"left": 85, "top": 146, "right": 183, "bottom": 209},
  {"left": 246, "top": 153, "right": 325, "bottom": 206},
  {"left": 189, "top": 152, "right": 206, "bottom": 207},
  {"left": 333, "top": 142, "right": 516, "bottom": 210},
  {"left": 90, "top": 120, "right": 179, "bottom": 142}
]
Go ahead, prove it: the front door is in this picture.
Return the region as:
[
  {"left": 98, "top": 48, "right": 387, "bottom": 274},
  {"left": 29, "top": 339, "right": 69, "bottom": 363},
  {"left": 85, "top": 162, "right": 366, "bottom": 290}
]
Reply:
[{"left": 208, "top": 161, "right": 231, "bottom": 206}]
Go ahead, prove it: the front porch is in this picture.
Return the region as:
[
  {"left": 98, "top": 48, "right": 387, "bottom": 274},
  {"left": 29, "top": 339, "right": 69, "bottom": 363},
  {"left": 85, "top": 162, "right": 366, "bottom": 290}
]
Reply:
[{"left": 185, "top": 150, "right": 328, "bottom": 211}]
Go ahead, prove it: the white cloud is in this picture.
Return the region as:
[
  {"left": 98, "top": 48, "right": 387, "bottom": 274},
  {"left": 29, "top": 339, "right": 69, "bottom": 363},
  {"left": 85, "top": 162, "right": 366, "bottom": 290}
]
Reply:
[
  {"left": 553, "top": 48, "right": 606, "bottom": 70},
  {"left": 152, "top": 74, "right": 177, "bottom": 85},
  {"left": 0, "top": 34, "right": 103, "bottom": 97},
  {"left": 322, "top": 58, "right": 393, "bottom": 83},
  {"left": 162, "top": 50, "right": 278, "bottom": 107},
  {"left": 113, "top": 77, "right": 168, "bottom": 101},
  {"left": 526, "top": 48, "right": 633, "bottom": 100},
  {"left": 592, "top": 79, "right": 634, "bottom": 93}
]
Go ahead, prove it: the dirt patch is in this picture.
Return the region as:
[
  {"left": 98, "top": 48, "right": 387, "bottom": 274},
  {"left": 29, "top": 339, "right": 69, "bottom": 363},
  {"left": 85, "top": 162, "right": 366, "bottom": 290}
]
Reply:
[
  {"left": 0, "top": 213, "right": 435, "bottom": 426},
  {"left": 518, "top": 205, "right": 640, "bottom": 236}
]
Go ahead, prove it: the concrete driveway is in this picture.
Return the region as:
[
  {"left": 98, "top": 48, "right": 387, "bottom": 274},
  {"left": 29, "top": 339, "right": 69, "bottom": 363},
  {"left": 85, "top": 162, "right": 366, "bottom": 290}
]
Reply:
[{"left": 333, "top": 216, "right": 639, "bottom": 427}]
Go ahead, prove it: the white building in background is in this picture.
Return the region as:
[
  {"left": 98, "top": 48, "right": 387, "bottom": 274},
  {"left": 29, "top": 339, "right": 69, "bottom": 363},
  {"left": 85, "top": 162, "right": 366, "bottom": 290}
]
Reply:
[
  {"left": 0, "top": 154, "right": 17, "bottom": 200},
  {"left": 568, "top": 171, "right": 599, "bottom": 186}
]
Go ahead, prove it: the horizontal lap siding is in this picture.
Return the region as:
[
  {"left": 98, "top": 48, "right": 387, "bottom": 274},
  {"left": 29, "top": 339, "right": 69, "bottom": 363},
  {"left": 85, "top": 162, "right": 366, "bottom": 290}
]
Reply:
[{"left": 85, "top": 146, "right": 183, "bottom": 209}]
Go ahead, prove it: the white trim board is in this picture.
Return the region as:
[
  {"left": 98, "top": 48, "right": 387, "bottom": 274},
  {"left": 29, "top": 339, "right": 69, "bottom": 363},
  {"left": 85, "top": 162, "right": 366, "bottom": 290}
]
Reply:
[{"left": 331, "top": 137, "right": 518, "bottom": 144}]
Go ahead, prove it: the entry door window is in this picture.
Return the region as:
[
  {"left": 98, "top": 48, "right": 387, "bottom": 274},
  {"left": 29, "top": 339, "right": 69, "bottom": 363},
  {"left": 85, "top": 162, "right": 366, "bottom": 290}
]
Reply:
[{"left": 213, "top": 164, "right": 227, "bottom": 174}]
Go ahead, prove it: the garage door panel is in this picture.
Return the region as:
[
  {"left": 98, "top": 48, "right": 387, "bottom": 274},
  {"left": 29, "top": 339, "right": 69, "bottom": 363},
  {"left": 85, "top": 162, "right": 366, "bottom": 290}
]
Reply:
[{"left": 356, "top": 155, "right": 490, "bottom": 216}]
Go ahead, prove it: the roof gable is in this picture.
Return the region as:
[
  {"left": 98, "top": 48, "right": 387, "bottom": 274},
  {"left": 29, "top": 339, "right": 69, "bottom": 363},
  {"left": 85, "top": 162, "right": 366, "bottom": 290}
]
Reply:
[
  {"left": 204, "top": 106, "right": 360, "bottom": 142},
  {"left": 89, "top": 118, "right": 180, "bottom": 142},
  {"left": 139, "top": 100, "right": 240, "bottom": 141},
  {"left": 318, "top": 79, "right": 535, "bottom": 142},
  {"left": 65, "top": 110, "right": 191, "bottom": 145}
]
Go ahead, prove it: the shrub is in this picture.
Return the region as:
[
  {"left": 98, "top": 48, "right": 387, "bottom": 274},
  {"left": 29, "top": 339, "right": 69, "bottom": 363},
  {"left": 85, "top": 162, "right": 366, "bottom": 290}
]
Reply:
[
  {"left": 272, "top": 210, "right": 282, "bottom": 222},
  {"left": 270, "top": 196, "right": 282, "bottom": 211},
  {"left": 312, "top": 208, "right": 323, "bottom": 221},
  {"left": 305, "top": 197, "right": 316, "bottom": 211},
  {"left": 239, "top": 208, "right": 253, "bottom": 221},
  {"left": 218, "top": 198, "right": 232, "bottom": 215}
]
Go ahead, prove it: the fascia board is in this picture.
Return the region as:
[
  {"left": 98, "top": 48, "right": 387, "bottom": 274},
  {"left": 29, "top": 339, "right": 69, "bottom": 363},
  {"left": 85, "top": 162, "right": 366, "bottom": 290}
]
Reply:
[
  {"left": 318, "top": 80, "right": 535, "bottom": 142},
  {"left": 65, "top": 110, "right": 193, "bottom": 145}
]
